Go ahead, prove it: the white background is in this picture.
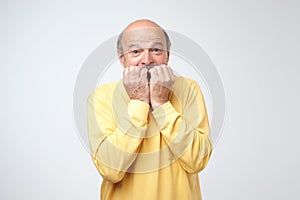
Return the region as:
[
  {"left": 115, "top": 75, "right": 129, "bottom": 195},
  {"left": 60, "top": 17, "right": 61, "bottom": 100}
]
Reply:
[{"left": 1, "top": 0, "right": 299, "bottom": 199}]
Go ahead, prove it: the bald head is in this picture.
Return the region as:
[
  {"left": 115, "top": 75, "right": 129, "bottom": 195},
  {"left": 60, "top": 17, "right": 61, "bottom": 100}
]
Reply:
[
  {"left": 117, "top": 19, "right": 171, "bottom": 55},
  {"left": 124, "top": 19, "right": 160, "bottom": 31}
]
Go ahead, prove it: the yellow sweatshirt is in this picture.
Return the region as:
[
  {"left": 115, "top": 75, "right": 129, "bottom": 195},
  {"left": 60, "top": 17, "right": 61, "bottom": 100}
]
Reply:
[{"left": 87, "top": 76, "right": 212, "bottom": 200}]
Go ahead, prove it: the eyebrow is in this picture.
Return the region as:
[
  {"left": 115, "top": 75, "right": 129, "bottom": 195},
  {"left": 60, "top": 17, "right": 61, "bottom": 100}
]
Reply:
[
  {"left": 128, "top": 44, "right": 139, "bottom": 49},
  {"left": 151, "top": 42, "right": 165, "bottom": 48},
  {"left": 127, "top": 42, "right": 165, "bottom": 49}
]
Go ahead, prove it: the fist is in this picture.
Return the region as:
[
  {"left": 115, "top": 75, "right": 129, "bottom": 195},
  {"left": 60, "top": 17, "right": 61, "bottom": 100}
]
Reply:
[
  {"left": 148, "top": 65, "right": 175, "bottom": 109},
  {"left": 123, "top": 66, "right": 150, "bottom": 104}
]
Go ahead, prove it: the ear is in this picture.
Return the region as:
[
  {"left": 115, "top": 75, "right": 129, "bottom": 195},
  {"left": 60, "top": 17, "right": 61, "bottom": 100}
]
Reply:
[
  {"left": 118, "top": 53, "right": 126, "bottom": 67},
  {"left": 166, "top": 51, "right": 170, "bottom": 63}
]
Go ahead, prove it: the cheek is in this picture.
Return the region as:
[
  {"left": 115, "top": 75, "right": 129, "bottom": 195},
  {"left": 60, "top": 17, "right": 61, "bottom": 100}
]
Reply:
[
  {"left": 123, "top": 56, "right": 140, "bottom": 66},
  {"left": 154, "top": 54, "right": 169, "bottom": 64}
]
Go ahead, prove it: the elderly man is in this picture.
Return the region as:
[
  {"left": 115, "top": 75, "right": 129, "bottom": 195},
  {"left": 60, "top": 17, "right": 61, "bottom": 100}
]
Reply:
[{"left": 87, "top": 19, "right": 212, "bottom": 200}]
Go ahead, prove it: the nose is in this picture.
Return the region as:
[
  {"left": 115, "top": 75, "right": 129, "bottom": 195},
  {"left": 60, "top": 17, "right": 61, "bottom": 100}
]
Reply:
[{"left": 140, "top": 49, "right": 154, "bottom": 66}]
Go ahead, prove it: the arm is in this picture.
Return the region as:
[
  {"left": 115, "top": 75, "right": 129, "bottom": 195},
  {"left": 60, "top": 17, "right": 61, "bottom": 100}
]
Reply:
[
  {"left": 152, "top": 80, "right": 212, "bottom": 173},
  {"left": 87, "top": 84, "right": 149, "bottom": 183}
]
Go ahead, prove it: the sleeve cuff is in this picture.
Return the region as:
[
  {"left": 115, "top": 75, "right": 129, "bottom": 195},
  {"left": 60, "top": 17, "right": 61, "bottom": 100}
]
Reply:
[
  {"left": 128, "top": 100, "right": 150, "bottom": 127},
  {"left": 152, "top": 101, "right": 180, "bottom": 129}
]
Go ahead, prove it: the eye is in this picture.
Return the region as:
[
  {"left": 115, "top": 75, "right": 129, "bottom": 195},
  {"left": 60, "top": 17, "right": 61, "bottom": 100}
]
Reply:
[
  {"left": 129, "top": 49, "right": 141, "bottom": 56},
  {"left": 150, "top": 48, "right": 163, "bottom": 54}
]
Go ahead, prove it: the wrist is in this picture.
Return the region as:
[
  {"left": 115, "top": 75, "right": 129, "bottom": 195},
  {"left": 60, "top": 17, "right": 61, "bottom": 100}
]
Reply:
[
  {"left": 131, "top": 97, "right": 149, "bottom": 104},
  {"left": 151, "top": 100, "right": 168, "bottom": 110},
  {"left": 151, "top": 104, "right": 160, "bottom": 110}
]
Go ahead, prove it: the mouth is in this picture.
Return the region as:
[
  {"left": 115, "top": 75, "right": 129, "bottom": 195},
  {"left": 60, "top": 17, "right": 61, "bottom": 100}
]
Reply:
[
  {"left": 144, "top": 65, "right": 154, "bottom": 81},
  {"left": 147, "top": 71, "right": 151, "bottom": 82},
  {"left": 144, "top": 64, "right": 154, "bottom": 70}
]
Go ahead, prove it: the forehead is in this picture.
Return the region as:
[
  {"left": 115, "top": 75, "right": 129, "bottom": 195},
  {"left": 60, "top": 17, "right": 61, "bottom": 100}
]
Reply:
[{"left": 122, "top": 27, "right": 166, "bottom": 48}]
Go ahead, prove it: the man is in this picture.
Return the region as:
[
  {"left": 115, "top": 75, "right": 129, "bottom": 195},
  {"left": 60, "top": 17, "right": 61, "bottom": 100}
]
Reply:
[{"left": 87, "top": 19, "right": 212, "bottom": 200}]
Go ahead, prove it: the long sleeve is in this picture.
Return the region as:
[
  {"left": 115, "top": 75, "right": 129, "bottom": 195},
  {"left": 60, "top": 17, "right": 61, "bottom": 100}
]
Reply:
[
  {"left": 152, "top": 79, "right": 213, "bottom": 173},
  {"left": 87, "top": 83, "right": 149, "bottom": 183}
]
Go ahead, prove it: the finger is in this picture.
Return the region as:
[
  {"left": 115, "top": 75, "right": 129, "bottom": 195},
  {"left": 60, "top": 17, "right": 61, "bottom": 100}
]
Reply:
[
  {"left": 140, "top": 68, "right": 148, "bottom": 84},
  {"left": 149, "top": 67, "right": 159, "bottom": 84},
  {"left": 164, "top": 65, "right": 171, "bottom": 73},
  {"left": 133, "top": 66, "right": 141, "bottom": 78},
  {"left": 128, "top": 66, "right": 134, "bottom": 74},
  {"left": 161, "top": 67, "right": 173, "bottom": 89},
  {"left": 160, "top": 65, "right": 169, "bottom": 80},
  {"left": 167, "top": 65, "right": 175, "bottom": 77},
  {"left": 123, "top": 67, "right": 129, "bottom": 83},
  {"left": 123, "top": 67, "right": 128, "bottom": 76},
  {"left": 165, "top": 66, "right": 175, "bottom": 81},
  {"left": 156, "top": 65, "right": 165, "bottom": 81},
  {"left": 128, "top": 67, "right": 136, "bottom": 80},
  {"left": 127, "top": 66, "right": 136, "bottom": 80},
  {"left": 167, "top": 66, "right": 176, "bottom": 87}
]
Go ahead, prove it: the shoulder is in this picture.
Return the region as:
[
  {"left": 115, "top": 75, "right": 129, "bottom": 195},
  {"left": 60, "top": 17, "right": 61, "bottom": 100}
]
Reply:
[
  {"left": 94, "top": 82, "right": 119, "bottom": 94},
  {"left": 88, "top": 81, "right": 119, "bottom": 101},
  {"left": 173, "top": 76, "right": 199, "bottom": 91}
]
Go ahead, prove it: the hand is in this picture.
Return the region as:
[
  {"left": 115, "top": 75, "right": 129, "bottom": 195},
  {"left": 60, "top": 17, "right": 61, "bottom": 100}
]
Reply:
[
  {"left": 123, "top": 66, "right": 150, "bottom": 104},
  {"left": 149, "top": 65, "right": 175, "bottom": 109}
]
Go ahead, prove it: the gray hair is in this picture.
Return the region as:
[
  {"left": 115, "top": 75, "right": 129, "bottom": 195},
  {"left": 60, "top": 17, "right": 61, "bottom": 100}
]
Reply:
[{"left": 117, "top": 26, "right": 171, "bottom": 55}]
